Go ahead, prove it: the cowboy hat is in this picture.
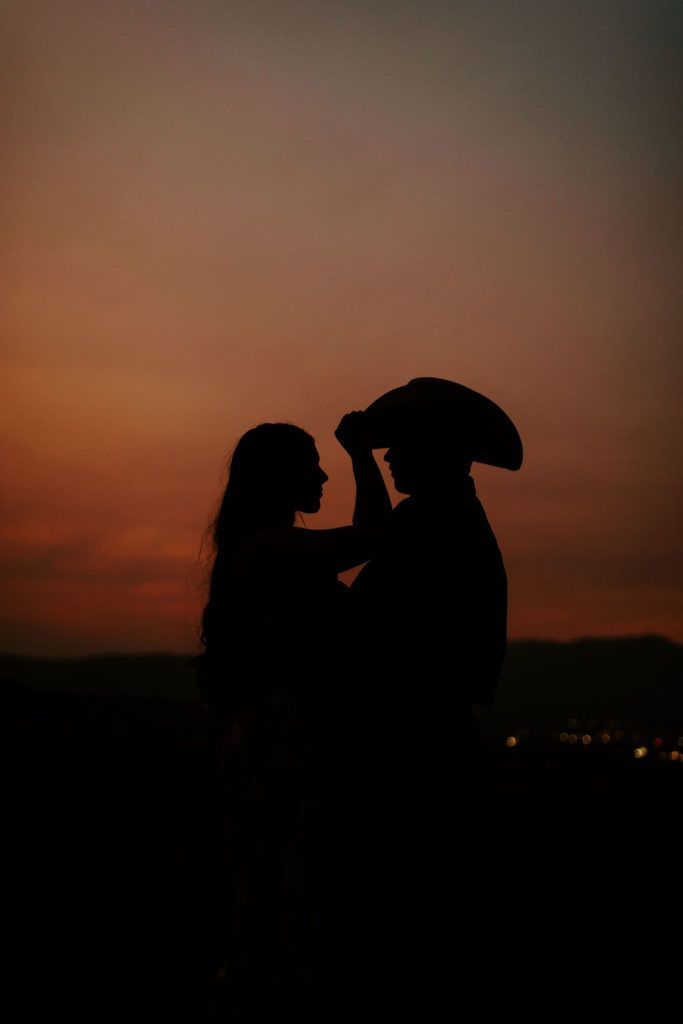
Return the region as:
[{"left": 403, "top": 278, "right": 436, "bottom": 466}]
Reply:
[{"left": 363, "top": 377, "right": 523, "bottom": 470}]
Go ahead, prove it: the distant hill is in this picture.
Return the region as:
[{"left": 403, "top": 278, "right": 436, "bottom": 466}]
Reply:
[
  {"left": 487, "top": 635, "right": 683, "bottom": 732},
  {"left": 2, "top": 636, "right": 681, "bottom": 732},
  {"left": 0, "top": 651, "right": 196, "bottom": 702}
]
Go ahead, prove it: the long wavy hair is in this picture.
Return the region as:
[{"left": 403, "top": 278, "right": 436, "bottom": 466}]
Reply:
[{"left": 193, "top": 422, "right": 315, "bottom": 709}]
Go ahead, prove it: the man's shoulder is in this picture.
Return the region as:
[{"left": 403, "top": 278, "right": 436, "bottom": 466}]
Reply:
[{"left": 391, "top": 491, "right": 499, "bottom": 542}]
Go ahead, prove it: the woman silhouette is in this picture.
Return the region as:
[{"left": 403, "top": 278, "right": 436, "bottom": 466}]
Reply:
[{"left": 195, "top": 415, "right": 390, "bottom": 1021}]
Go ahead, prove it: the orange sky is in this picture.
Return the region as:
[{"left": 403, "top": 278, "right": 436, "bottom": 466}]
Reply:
[{"left": 2, "top": 1, "right": 681, "bottom": 654}]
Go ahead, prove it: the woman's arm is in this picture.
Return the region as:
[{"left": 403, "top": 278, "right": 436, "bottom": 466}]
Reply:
[
  {"left": 236, "top": 413, "right": 392, "bottom": 577},
  {"left": 237, "top": 525, "right": 373, "bottom": 576},
  {"left": 335, "top": 411, "right": 393, "bottom": 537}
]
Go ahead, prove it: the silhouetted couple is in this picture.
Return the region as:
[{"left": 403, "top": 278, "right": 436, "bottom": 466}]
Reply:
[{"left": 195, "top": 378, "right": 522, "bottom": 1022}]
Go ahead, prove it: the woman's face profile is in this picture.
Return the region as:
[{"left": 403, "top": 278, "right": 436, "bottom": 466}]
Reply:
[{"left": 288, "top": 441, "right": 328, "bottom": 513}]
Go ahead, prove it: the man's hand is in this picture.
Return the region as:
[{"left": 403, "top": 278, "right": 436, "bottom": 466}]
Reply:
[{"left": 335, "top": 411, "right": 372, "bottom": 458}]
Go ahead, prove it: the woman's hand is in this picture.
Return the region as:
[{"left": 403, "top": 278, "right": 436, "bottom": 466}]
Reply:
[{"left": 335, "top": 411, "right": 372, "bottom": 458}]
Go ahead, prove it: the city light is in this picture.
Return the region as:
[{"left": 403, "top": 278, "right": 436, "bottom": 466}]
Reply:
[{"left": 493, "top": 725, "right": 681, "bottom": 763}]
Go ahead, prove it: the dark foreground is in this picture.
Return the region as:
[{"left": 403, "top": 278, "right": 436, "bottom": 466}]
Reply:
[{"left": 6, "top": 687, "right": 681, "bottom": 1021}]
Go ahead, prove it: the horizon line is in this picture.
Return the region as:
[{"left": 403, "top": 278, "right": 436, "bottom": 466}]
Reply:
[{"left": 0, "top": 632, "right": 679, "bottom": 661}]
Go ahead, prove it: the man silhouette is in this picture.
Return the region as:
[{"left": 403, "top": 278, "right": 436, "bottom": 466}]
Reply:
[{"left": 349, "top": 377, "right": 522, "bottom": 1020}]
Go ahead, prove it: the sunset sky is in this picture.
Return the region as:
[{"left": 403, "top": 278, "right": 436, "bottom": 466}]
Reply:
[{"left": 2, "top": 0, "right": 681, "bottom": 655}]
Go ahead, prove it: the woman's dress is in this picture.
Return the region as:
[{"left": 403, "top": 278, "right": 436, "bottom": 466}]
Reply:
[{"left": 207, "top": 544, "right": 353, "bottom": 1021}]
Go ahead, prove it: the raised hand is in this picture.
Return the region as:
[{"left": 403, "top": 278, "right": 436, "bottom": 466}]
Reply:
[{"left": 334, "top": 411, "right": 372, "bottom": 458}]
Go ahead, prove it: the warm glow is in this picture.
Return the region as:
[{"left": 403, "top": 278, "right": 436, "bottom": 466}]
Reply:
[
  {"left": 633, "top": 747, "right": 648, "bottom": 759},
  {"left": 581, "top": 735, "right": 592, "bottom": 746},
  {"left": 506, "top": 736, "right": 518, "bottom": 748},
  {"left": 2, "top": 2, "right": 681, "bottom": 654}
]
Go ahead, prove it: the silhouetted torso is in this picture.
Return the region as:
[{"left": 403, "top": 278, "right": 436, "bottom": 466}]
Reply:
[
  {"left": 348, "top": 474, "right": 507, "bottom": 1019},
  {"left": 352, "top": 474, "right": 506, "bottom": 715},
  {"left": 203, "top": 536, "right": 350, "bottom": 712}
]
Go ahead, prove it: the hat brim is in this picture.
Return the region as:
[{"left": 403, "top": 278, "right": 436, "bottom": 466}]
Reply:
[{"left": 363, "top": 377, "right": 523, "bottom": 471}]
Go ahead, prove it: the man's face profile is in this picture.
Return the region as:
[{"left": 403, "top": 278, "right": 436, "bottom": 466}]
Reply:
[{"left": 384, "top": 428, "right": 469, "bottom": 495}]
